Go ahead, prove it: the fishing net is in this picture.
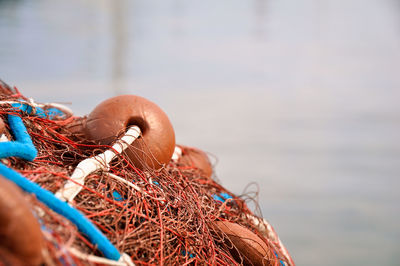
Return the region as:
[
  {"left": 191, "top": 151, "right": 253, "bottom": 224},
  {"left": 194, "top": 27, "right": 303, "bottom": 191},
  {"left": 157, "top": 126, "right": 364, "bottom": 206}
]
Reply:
[{"left": 0, "top": 82, "right": 293, "bottom": 265}]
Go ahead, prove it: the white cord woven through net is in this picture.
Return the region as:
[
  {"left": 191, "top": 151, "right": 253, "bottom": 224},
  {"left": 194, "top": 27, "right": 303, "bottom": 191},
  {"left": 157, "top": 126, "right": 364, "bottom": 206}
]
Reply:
[
  {"left": 69, "top": 248, "right": 135, "bottom": 266},
  {"left": 55, "top": 126, "right": 141, "bottom": 203}
]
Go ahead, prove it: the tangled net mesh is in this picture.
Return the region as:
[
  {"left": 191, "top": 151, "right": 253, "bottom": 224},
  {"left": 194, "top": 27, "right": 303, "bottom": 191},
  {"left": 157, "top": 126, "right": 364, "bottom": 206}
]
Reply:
[{"left": 0, "top": 83, "right": 290, "bottom": 265}]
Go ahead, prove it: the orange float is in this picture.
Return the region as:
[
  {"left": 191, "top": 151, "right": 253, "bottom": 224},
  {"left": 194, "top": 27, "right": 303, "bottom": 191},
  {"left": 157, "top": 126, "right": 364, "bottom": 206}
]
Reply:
[
  {"left": 0, "top": 118, "right": 5, "bottom": 135},
  {"left": 0, "top": 176, "right": 44, "bottom": 265},
  {"left": 214, "top": 221, "right": 278, "bottom": 266},
  {"left": 175, "top": 145, "right": 213, "bottom": 178},
  {"left": 83, "top": 95, "right": 176, "bottom": 170}
]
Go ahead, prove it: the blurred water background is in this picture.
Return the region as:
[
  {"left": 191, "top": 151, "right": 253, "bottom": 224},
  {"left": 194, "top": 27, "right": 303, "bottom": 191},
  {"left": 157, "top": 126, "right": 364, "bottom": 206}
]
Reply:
[{"left": 1, "top": 0, "right": 400, "bottom": 265}]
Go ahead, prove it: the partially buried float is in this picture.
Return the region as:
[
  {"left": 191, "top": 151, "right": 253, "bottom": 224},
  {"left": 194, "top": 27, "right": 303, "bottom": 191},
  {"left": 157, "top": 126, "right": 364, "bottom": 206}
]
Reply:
[{"left": 0, "top": 80, "right": 294, "bottom": 266}]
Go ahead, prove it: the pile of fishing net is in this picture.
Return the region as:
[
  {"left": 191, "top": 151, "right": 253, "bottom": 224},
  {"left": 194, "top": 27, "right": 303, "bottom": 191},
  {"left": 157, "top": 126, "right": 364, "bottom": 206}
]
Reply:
[{"left": 0, "top": 80, "right": 294, "bottom": 266}]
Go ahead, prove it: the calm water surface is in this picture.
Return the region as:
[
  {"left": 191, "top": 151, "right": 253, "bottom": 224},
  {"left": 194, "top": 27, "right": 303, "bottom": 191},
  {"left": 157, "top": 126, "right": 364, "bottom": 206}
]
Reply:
[{"left": 1, "top": 0, "right": 400, "bottom": 265}]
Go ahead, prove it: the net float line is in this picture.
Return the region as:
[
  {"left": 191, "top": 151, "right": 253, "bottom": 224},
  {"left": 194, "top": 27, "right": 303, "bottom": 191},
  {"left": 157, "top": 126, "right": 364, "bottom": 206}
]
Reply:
[{"left": 55, "top": 125, "right": 141, "bottom": 203}]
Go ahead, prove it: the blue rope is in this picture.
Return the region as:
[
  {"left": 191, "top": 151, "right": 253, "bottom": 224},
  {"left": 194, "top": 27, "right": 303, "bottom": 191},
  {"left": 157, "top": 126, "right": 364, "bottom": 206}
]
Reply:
[
  {"left": 212, "top": 194, "right": 225, "bottom": 203},
  {"left": 219, "top": 192, "right": 233, "bottom": 200},
  {"left": 46, "top": 107, "right": 65, "bottom": 119},
  {"left": 0, "top": 164, "right": 121, "bottom": 260},
  {"left": 10, "top": 102, "right": 65, "bottom": 119},
  {"left": 212, "top": 192, "right": 233, "bottom": 204},
  {"left": 0, "top": 114, "right": 37, "bottom": 160},
  {"left": 274, "top": 251, "right": 286, "bottom": 266},
  {"left": 0, "top": 105, "right": 121, "bottom": 261}
]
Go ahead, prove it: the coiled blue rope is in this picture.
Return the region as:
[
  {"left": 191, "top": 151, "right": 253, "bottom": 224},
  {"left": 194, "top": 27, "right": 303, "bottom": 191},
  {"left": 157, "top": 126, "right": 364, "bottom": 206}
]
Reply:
[
  {"left": 0, "top": 106, "right": 37, "bottom": 160},
  {"left": 0, "top": 104, "right": 121, "bottom": 261}
]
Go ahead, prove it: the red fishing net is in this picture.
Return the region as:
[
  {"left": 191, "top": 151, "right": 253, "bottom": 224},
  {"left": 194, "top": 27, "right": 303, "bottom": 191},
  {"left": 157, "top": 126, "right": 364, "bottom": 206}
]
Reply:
[{"left": 0, "top": 81, "right": 293, "bottom": 266}]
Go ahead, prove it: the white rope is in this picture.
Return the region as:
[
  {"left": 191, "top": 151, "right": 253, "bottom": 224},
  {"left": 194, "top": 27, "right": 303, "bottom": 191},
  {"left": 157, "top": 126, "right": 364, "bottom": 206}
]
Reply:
[
  {"left": 171, "top": 146, "right": 182, "bottom": 162},
  {"left": 42, "top": 228, "right": 135, "bottom": 265},
  {"left": 0, "top": 134, "right": 8, "bottom": 142},
  {"left": 0, "top": 134, "right": 9, "bottom": 164},
  {"left": 120, "top": 253, "right": 136, "bottom": 266},
  {"left": 107, "top": 173, "right": 166, "bottom": 202},
  {"left": 41, "top": 102, "right": 73, "bottom": 117},
  {"left": 107, "top": 173, "right": 143, "bottom": 193},
  {"left": 0, "top": 100, "right": 20, "bottom": 105},
  {"left": 55, "top": 126, "right": 141, "bottom": 203},
  {"left": 0, "top": 99, "right": 73, "bottom": 117},
  {"left": 68, "top": 248, "right": 135, "bottom": 266}
]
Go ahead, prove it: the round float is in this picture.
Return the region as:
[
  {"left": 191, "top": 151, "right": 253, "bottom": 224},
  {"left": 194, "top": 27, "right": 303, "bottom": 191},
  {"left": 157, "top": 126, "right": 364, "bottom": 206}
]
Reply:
[
  {"left": 0, "top": 176, "right": 44, "bottom": 265},
  {"left": 84, "top": 95, "right": 175, "bottom": 170}
]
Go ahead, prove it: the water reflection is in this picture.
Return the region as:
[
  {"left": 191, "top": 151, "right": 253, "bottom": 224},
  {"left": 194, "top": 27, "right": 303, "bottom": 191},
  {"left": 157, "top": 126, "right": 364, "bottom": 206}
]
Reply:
[
  {"left": 110, "top": 0, "right": 128, "bottom": 95},
  {"left": 253, "top": 0, "right": 268, "bottom": 39}
]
